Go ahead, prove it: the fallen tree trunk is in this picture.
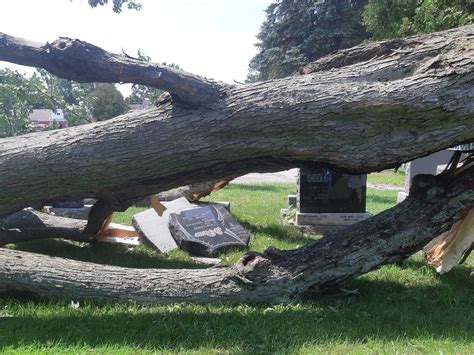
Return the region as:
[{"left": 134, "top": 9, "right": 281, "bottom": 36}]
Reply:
[
  {"left": 0, "top": 209, "right": 92, "bottom": 245},
  {"left": 0, "top": 165, "right": 472, "bottom": 303},
  {"left": 0, "top": 26, "right": 473, "bottom": 221}
]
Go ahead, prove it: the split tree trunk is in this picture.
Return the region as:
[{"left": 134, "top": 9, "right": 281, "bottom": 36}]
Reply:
[{"left": 0, "top": 165, "right": 472, "bottom": 303}]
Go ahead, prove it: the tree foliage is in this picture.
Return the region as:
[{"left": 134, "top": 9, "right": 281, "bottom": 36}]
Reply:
[
  {"left": 249, "top": 0, "right": 473, "bottom": 81},
  {"left": 87, "top": 0, "right": 141, "bottom": 13},
  {"left": 248, "top": 0, "right": 368, "bottom": 81},
  {"left": 90, "top": 83, "right": 128, "bottom": 121},
  {"left": 35, "top": 69, "right": 96, "bottom": 126},
  {"left": 363, "top": 0, "right": 474, "bottom": 39},
  {"left": 0, "top": 69, "right": 36, "bottom": 137}
]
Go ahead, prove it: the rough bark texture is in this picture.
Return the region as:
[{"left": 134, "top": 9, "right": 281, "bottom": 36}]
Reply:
[
  {"left": 0, "top": 165, "right": 472, "bottom": 303},
  {"left": 156, "top": 177, "right": 236, "bottom": 201},
  {"left": 0, "top": 209, "right": 92, "bottom": 245},
  {"left": 0, "top": 33, "right": 225, "bottom": 106},
  {"left": 0, "top": 26, "right": 473, "bottom": 219}
]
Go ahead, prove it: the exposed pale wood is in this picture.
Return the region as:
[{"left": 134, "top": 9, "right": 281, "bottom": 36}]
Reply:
[
  {"left": 0, "top": 26, "right": 473, "bottom": 219},
  {"left": 149, "top": 195, "right": 166, "bottom": 216},
  {"left": 423, "top": 208, "right": 474, "bottom": 273},
  {"left": 0, "top": 165, "right": 472, "bottom": 303}
]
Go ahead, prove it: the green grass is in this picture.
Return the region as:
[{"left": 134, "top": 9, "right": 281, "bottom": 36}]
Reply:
[
  {"left": 1, "top": 183, "right": 473, "bottom": 353},
  {"left": 368, "top": 169, "right": 405, "bottom": 186}
]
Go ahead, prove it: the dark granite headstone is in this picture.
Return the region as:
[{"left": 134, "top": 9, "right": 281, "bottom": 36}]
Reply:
[
  {"left": 168, "top": 204, "right": 249, "bottom": 257},
  {"left": 298, "top": 168, "right": 366, "bottom": 213}
]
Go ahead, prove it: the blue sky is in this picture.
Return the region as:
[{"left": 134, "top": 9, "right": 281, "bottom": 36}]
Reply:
[{"left": 0, "top": 0, "right": 271, "bottom": 92}]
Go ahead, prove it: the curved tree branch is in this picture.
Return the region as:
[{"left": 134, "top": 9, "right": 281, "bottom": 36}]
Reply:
[{"left": 0, "top": 33, "right": 228, "bottom": 106}]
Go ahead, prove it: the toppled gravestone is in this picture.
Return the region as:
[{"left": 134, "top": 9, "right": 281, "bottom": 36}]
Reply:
[
  {"left": 168, "top": 204, "right": 249, "bottom": 257},
  {"left": 132, "top": 197, "right": 196, "bottom": 253}
]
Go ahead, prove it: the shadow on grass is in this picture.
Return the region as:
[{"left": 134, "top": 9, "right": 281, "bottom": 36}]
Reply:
[
  {"left": 11, "top": 239, "right": 207, "bottom": 269},
  {"left": 0, "top": 262, "right": 472, "bottom": 352}
]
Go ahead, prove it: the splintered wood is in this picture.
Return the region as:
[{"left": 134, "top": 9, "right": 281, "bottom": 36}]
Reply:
[{"left": 423, "top": 208, "right": 474, "bottom": 274}]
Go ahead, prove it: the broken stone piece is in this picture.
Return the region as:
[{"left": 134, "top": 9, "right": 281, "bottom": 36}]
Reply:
[
  {"left": 168, "top": 204, "right": 249, "bottom": 257},
  {"left": 132, "top": 197, "right": 196, "bottom": 253}
]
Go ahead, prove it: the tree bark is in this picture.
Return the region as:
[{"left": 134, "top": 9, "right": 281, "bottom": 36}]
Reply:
[
  {"left": 0, "top": 26, "right": 473, "bottom": 219},
  {"left": 0, "top": 209, "right": 92, "bottom": 245},
  {"left": 0, "top": 164, "right": 472, "bottom": 303},
  {"left": 0, "top": 33, "right": 225, "bottom": 107}
]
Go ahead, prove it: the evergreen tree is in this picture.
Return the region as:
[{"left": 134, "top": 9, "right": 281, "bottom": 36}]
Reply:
[{"left": 248, "top": 0, "right": 368, "bottom": 81}]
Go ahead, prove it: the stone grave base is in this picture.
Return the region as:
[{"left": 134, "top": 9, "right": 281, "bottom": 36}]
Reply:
[
  {"left": 397, "top": 191, "right": 408, "bottom": 203},
  {"left": 296, "top": 211, "right": 372, "bottom": 227},
  {"left": 282, "top": 209, "right": 372, "bottom": 232}
]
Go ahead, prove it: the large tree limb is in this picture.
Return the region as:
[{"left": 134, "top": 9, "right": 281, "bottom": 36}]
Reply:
[
  {"left": 0, "top": 26, "right": 473, "bottom": 218},
  {"left": 0, "top": 164, "right": 472, "bottom": 303},
  {"left": 0, "top": 209, "right": 92, "bottom": 245},
  {"left": 0, "top": 33, "right": 227, "bottom": 106}
]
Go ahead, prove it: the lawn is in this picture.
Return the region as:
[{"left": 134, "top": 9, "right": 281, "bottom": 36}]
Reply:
[
  {"left": 1, "top": 184, "right": 473, "bottom": 353},
  {"left": 367, "top": 168, "right": 405, "bottom": 186}
]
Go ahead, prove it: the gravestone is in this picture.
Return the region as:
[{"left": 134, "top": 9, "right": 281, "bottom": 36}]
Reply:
[
  {"left": 168, "top": 204, "right": 249, "bottom": 257},
  {"left": 292, "top": 168, "right": 371, "bottom": 230},
  {"left": 132, "top": 197, "right": 196, "bottom": 253},
  {"left": 397, "top": 150, "right": 454, "bottom": 203},
  {"left": 47, "top": 199, "right": 92, "bottom": 220},
  {"left": 298, "top": 168, "right": 366, "bottom": 213}
]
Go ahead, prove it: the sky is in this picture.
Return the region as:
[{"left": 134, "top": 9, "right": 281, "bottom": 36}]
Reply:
[{"left": 0, "top": 0, "right": 271, "bottom": 94}]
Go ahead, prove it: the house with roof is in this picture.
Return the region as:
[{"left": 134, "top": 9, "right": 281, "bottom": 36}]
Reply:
[{"left": 29, "top": 109, "right": 67, "bottom": 130}]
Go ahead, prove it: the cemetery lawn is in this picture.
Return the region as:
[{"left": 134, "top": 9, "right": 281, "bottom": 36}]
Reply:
[
  {"left": 367, "top": 168, "right": 405, "bottom": 186},
  {"left": 1, "top": 184, "right": 473, "bottom": 354}
]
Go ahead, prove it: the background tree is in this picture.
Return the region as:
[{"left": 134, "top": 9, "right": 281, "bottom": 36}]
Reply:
[
  {"left": 90, "top": 83, "right": 128, "bottom": 121},
  {"left": 0, "top": 69, "right": 36, "bottom": 137},
  {"left": 249, "top": 0, "right": 474, "bottom": 81},
  {"left": 248, "top": 0, "right": 368, "bottom": 81},
  {"left": 363, "top": 0, "right": 474, "bottom": 39},
  {"left": 87, "top": 0, "right": 142, "bottom": 13},
  {"left": 36, "top": 69, "right": 96, "bottom": 126}
]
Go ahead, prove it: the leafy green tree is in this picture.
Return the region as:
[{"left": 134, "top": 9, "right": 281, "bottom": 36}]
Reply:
[
  {"left": 36, "top": 69, "right": 96, "bottom": 126},
  {"left": 0, "top": 69, "right": 34, "bottom": 137},
  {"left": 126, "top": 84, "right": 162, "bottom": 104},
  {"left": 89, "top": 83, "right": 128, "bottom": 121},
  {"left": 363, "top": 0, "right": 474, "bottom": 40},
  {"left": 87, "top": 0, "right": 141, "bottom": 13},
  {"left": 248, "top": 0, "right": 368, "bottom": 81}
]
